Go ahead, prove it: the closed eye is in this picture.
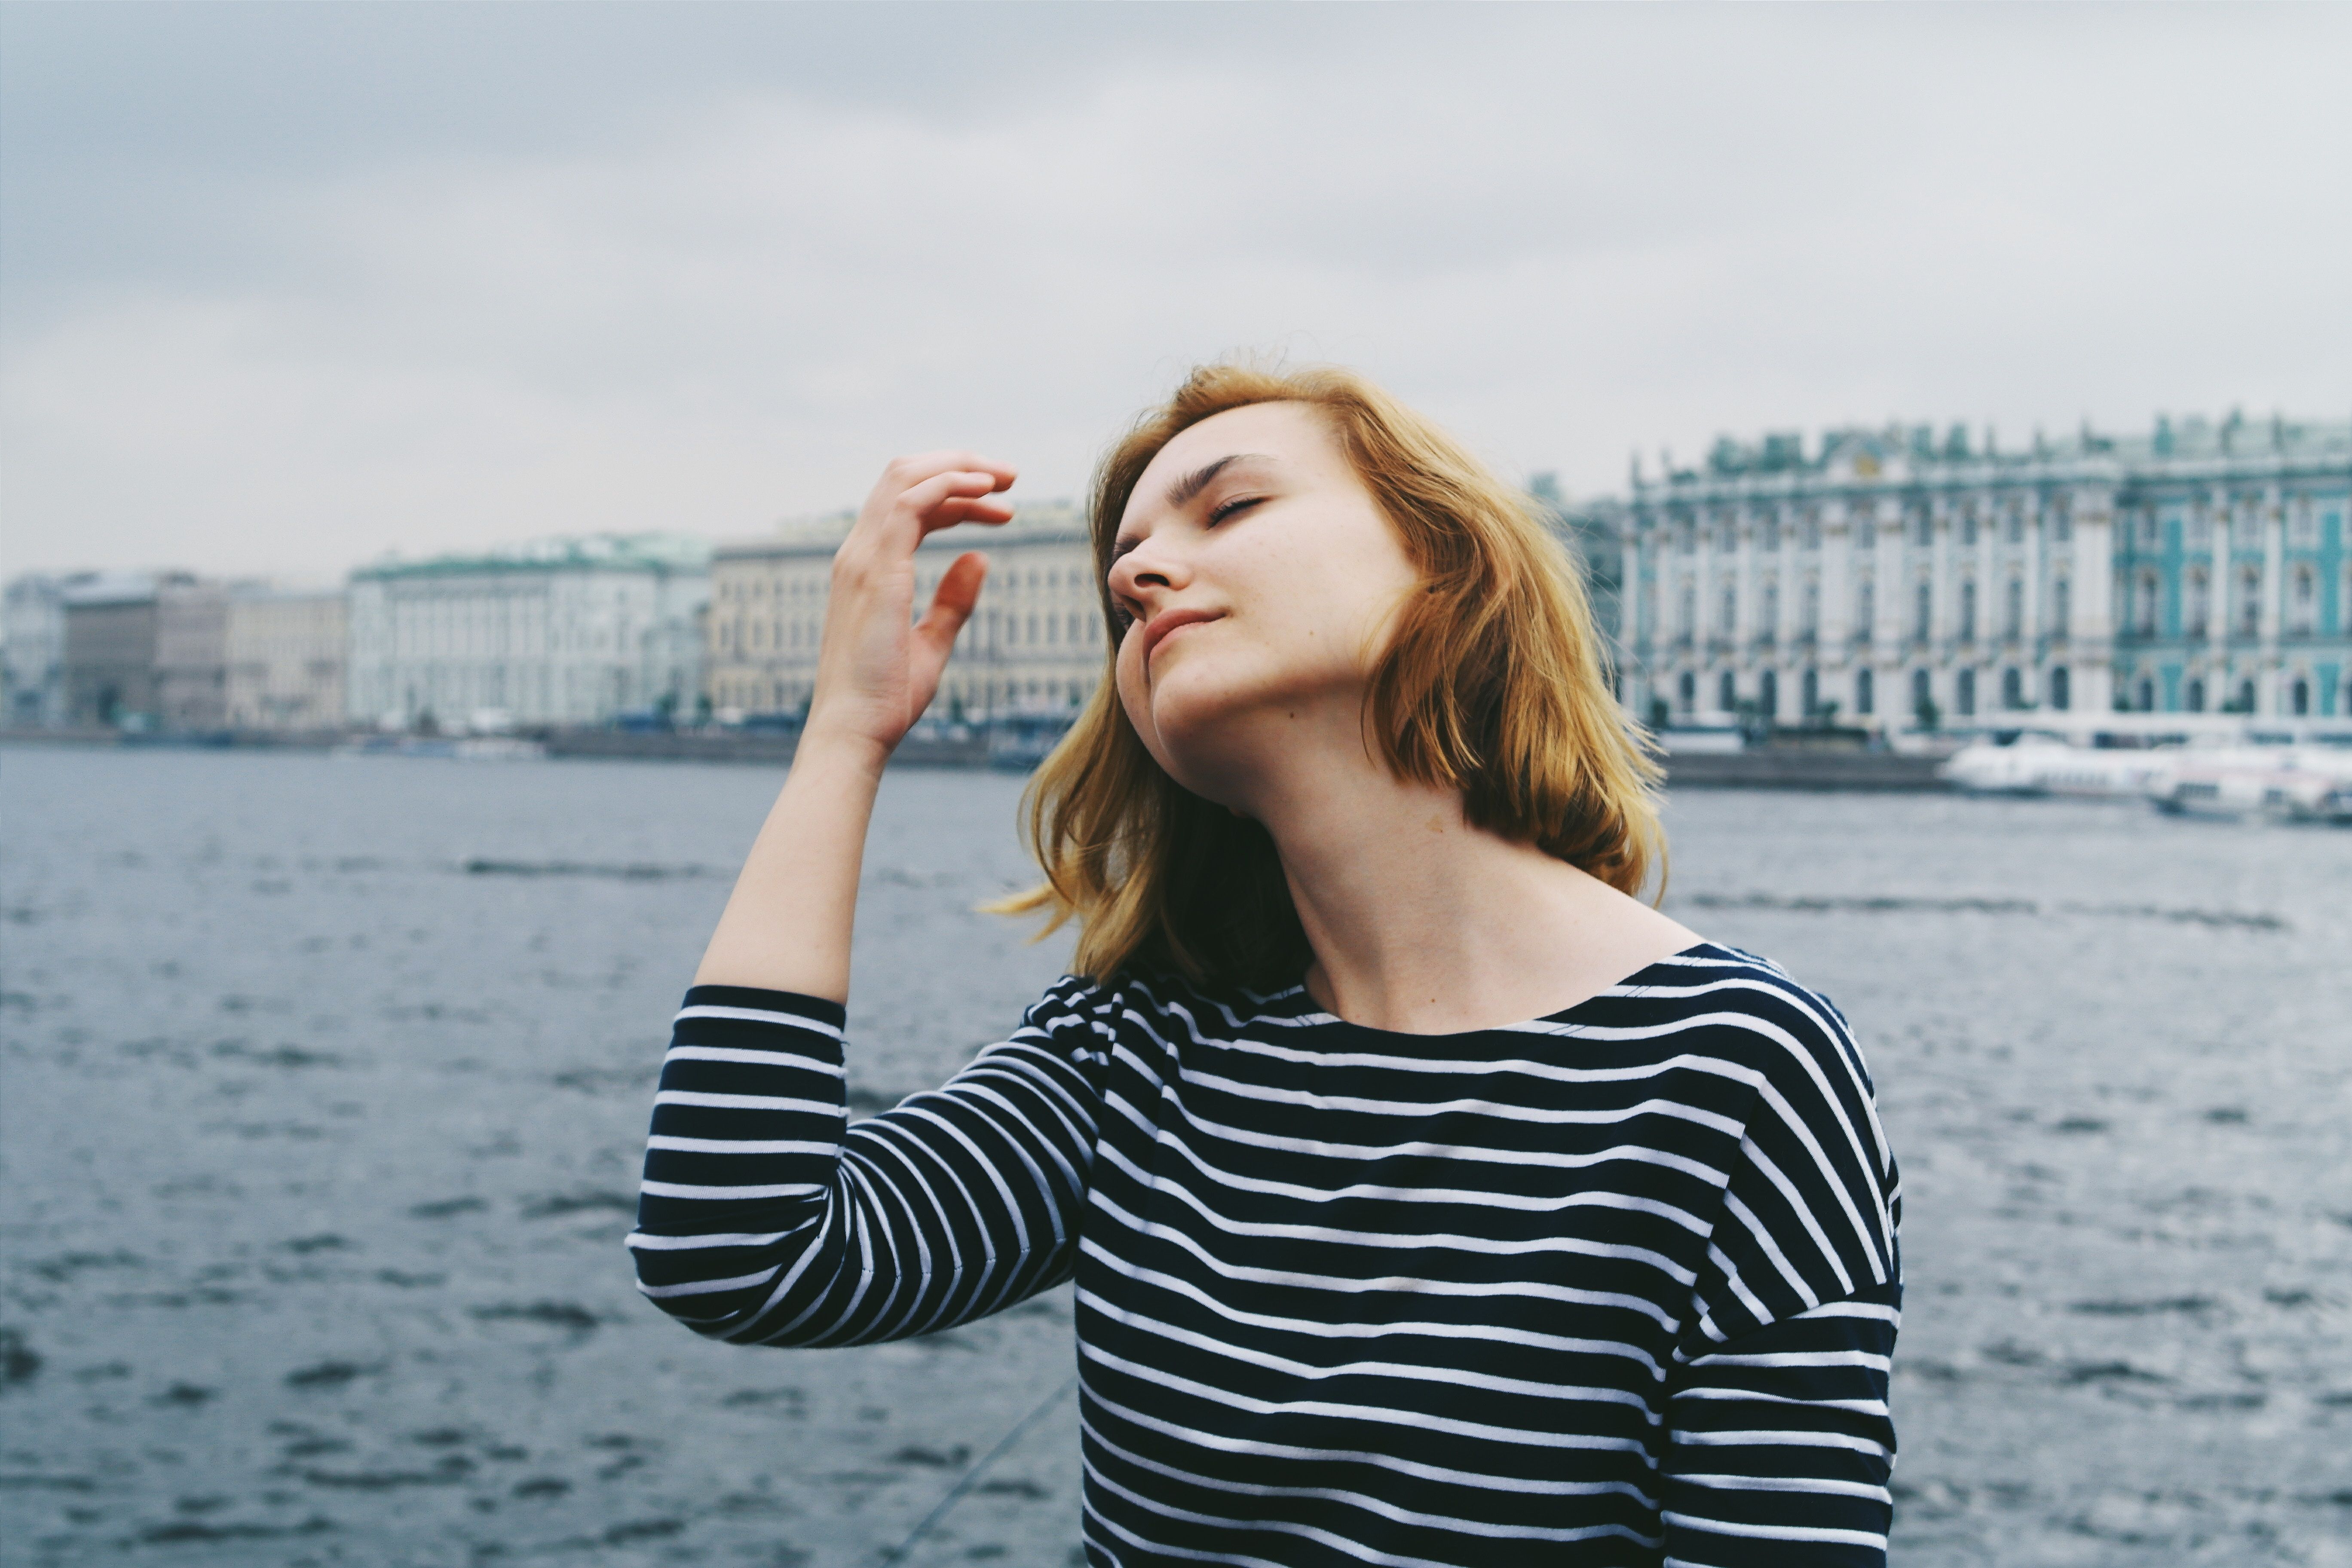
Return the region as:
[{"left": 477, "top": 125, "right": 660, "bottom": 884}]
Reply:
[{"left": 1209, "top": 495, "right": 1265, "bottom": 526}]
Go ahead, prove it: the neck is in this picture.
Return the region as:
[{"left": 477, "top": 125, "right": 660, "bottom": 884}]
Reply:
[{"left": 1224, "top": 707, "right": 1695, "bottom": 1036}]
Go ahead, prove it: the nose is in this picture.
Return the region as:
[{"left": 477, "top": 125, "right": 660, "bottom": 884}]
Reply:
[{"left": 1108, "top": 532, "right": 1192, "bottom": 606}]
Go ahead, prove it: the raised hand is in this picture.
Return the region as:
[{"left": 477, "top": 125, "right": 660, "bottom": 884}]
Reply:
[{"left": 805, "top": 453, "right": 1017, "bottom": 754}]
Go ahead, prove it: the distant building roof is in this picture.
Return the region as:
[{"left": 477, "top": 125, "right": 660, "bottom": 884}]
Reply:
[
  {"left": 350, "top": 533, "right": 711, "bottom": 582},
  {"left": 1618, "top": 412, "right": 2352, "bottom": 499},
  {"left": 716, "top": 501, "right": 1087, "bottom": 562}
]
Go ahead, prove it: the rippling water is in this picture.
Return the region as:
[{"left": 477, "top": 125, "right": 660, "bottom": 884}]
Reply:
[{"left": 2, "top": 747, "right": 2347, "bottom": 1567}]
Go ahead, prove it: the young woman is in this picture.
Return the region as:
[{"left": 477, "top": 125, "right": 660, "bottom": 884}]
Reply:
[{"left": 631, "top": 365, "right": 1901, "bottom": 1567}]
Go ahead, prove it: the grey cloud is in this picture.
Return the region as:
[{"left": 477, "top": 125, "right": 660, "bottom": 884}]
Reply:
[{"left": 2, "top": 4, "right": 2346, "bottom": 580}]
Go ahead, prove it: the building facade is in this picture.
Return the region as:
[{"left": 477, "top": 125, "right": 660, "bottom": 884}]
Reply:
[
  {"left": 4, "top": 573, "right": 96, "bottom": 727},
  {"left": 707, "top": 503, "right": 1105, "bottom": 721},
  {"left": 346, "top": 535, "right": 710, "bottom": 729},
  {"left": 61, "top": 573, "right": 194, "bottom": 727},
  {"left": 1580, "top": 413, "right": 2351, "bottom": 729},
  {"left": 155, "top": 580, "right": 233, "bottom": 732},
  {"left": 226, "top": 588, "right": 347, "bottom": 731}
]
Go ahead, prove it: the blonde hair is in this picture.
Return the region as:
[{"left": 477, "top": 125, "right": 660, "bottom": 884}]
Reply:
[{"left": 995, "top": 362, "right": 1663, "bottom": 987}]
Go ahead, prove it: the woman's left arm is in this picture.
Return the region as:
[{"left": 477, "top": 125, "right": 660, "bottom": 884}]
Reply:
[
  {"left": 1661, "top": 971, "right": 1904, "bottom": 1566},
  {"left": 1661, "top": 1284, "right": 1901, "bottom": 1566}
]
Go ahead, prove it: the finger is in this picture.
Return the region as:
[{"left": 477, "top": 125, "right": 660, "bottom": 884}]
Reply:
[
  {"left": 910, "top": 552, "right": 989, "bottom": 692},
  {"left": 915, "top": 552, "right": 989, "bottom": 643},
  {"left": 869, "top": 452, "right": 1017, "bottom": 508},
  {"left": 894, "top": 471, "right": 1017, "bottom": 537}
]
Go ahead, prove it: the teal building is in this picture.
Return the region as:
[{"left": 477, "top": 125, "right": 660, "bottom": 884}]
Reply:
[{"left": 1573, "top": 413, "right": 2350, "bottom": 727}]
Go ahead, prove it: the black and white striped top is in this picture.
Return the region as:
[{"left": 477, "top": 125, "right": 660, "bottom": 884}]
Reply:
[{"left": 631, "top": 943, "right": 1902, "bottom": 1566}]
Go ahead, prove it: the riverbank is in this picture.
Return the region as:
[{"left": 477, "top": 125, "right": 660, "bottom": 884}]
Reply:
[{"left": 4, "top": 727, "right": 1952, "bottom": 789}]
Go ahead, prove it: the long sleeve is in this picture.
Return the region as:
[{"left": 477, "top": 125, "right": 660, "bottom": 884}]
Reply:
[
  {"left": 627, "top": 976, "right": 1115, "bottom": 1346},
  {"left": 1660, "top": 961, "right": 1904, "bottom": 1566}
]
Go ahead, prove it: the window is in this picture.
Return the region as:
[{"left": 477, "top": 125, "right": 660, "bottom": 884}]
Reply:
[
  {"left": 1962, "top": 510, "right": 1978, "bottom": 548},
  {"left": 1911, "top": 668, "right": 1931, "bottom": 720},
  {"left": 1914, "top": 580, "right": 1932, "bottom": 641},
  {"left": 2135, "top": 677, "right": 2155, "bottom": 712},
  {"left": 1802, "top": 668, "right": 1819, "bottom": 717},
  {"left": 1960, "top": 580, "right": 1977, "bottom": 640},
  {"left": 2238, "top": 567, "right": 2263, "bottom": 635},
  {"left": 1856, "top": 576, "right": 1875, "bottom": 637},
  {"left": 1678, "top": 584, "right": 1696, "bottom": 639},
  {"left": 1856, "top": 668, "right": 1874, "bottom": 716},
  {"left": 2050, "top": 666, "right": 2070, "bottom": 710},
  {"left": 1913, "top": 509, "right": 1933, "bottom": 548},
  {"left": 2135, "top": 570, "right": 2159, "bottom": 637},
  {"left": 2187, "top": 568, "right": 2210, "bottom": 637},
  {"left": 1678, "top": 671, "right": 1696, "bottom": 712},
  {"left": 2053, "top": 505, "right": 2072, "bottom": 544},
  {"left": 2290, "top": 677, "right": 2310, "bottom": 716},
  {"left": 1956, "top": 668, "right": 1976, "bottom": 716},
  {"left": 2005, "top": 577, "right": 2024, "bottom": 639},
  {"left": 1719, "top": 584, "right": 1738, "bottom": 637},
  {"left": 2002, "top": 667, "right": 2024, "bottom": 709},
  {"left": 1802, "top": 579, "right": 1821, "bottom": 635},
  {"left": 2006, "top": 507, "right": 2024, "bottom": 545},
  {"left": 2052, "top": 577, "right": 2070, "bottom": 636},
  {"left": 1760, "top": 669, "right": 1778, "bottom": 717},
  {"left": 1718, "top": 671, "right": 1736, "bottom": 712},
  {"left": 1762, "top": 518, "right": 1781, "bottom": 552},
  {"left": 2290, "top": 566, "right": 2315, "bottom": 634},
  {"left": 2186, "top": 677, "right": 2205, "bottom": 713}
]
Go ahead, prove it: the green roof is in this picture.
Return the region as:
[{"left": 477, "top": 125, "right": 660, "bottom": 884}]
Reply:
[{"left": 352, "top": 533, "right": 710, "bottom": 582}]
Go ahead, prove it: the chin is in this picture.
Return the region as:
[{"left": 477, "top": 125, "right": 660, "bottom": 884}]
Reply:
[{"left": 1127, "top": 668, "right": 1294, "bottom": 808}]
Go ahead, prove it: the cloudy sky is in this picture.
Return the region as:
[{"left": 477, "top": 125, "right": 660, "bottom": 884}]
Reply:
[{"left": 4, "top": 3, "right": 2347, "bottom": 582}]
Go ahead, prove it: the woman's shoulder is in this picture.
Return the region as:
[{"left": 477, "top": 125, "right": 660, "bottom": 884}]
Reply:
[
  {"left": 1602, "top": 940, "right": 1874, "bottom": 1096},
  {"left": 1019, "top": 965, "right": 1311, "bottom": 1046}
]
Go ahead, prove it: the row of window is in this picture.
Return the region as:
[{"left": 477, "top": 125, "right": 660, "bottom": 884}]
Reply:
[
  {"left": 712, "top": 676, "right": 1091, "bottom": 716},
  {"left": 2119, "top": 562, "right": 2347, "bottom": 638},
  {"left": 715, "top": 609, "right": 1104, "bottom": 657},
  {"left": 2117, "top": 671, "right": 2339, "bottom": 717},
  {"left": 1659, "top": 574, "right": 2056, "bottom": 643},
  {"left": 2125, "top": 502, "right": 2343, "bottom": 552},
  {"left": 1671, "top": 663, "right": 2068, "bottom": 720},
  {"left": 716, "top": 564, "right": 1095, "bottom": 602},
  {"left": 1648, "top": 502, "right": 2068, "bottom": 555}
]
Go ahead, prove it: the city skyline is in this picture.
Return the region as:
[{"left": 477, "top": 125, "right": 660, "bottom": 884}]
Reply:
[{"left": 4, "top": 5, "right": 2347, "bottom": 582}]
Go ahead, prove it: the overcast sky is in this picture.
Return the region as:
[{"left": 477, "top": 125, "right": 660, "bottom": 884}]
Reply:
[{"left": 3, "top": 2, "right": 2347, "bottom": 582}]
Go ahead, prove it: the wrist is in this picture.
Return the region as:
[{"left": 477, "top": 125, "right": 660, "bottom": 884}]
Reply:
[{"left": 793, "top": 718, "right": 894, "bottom": 778}]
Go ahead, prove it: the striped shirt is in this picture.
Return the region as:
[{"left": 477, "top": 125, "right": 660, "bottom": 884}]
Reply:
[{"left": 631, "top": 942, "right": 1902, "bottom": 1566}]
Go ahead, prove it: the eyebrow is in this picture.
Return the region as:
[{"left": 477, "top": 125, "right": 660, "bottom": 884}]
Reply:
[
  {"left": 1110, "top": 453, "right": 1271, "bottom": 562},
  {"left": 1164, "top": 453, "right": 1265, "bottom": 511}
]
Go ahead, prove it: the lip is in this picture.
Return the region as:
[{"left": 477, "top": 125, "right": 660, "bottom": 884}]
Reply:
[{"left": 1138, "top": 607, "right": 1225, "bottom": 668}]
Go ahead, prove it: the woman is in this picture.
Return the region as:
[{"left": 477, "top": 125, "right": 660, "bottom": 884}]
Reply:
[{"left": 632, "top": 365, "right": 1901, "bottom": 1566}]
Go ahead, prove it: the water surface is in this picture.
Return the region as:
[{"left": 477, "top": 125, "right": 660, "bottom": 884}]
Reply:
[{"left": 2, "top": 748, "right": 2346, "bottom": 1565}]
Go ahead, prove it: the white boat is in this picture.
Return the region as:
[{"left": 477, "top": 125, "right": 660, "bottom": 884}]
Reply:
[
  {"left": 2147, "top": 744, "right": 2352, "bottom": 823},
  {"left": 1938, "top": 731, "right": 2177, "bottom": 797}
]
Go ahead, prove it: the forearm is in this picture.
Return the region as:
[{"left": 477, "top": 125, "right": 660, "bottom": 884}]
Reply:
[{"left": 693, "top": 726, "right": 889, "bottom": 999}]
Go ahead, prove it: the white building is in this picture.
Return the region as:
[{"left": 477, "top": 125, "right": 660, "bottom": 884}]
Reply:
[
  {"left": 3, "top": 573, "right": 93, "bottom": 727},
  {"left": 346, "top": 535, "right": 710, "bottom": 729},
  {"left": 226, "top": 587, "right": 347, "bottom": 731},
  {"left": 1578, "top": 414, "right": 2352, "bottom": 729},
  {"left": 707, "top": 503, "right": 1103, "bottom": 722}
]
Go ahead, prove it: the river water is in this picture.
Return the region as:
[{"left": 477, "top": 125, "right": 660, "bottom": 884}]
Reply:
[{"left": 2, "top": 746, "right": 2347, "bottom": 1567}]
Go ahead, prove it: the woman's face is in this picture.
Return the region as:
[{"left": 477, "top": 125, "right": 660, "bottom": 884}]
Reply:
[{"left": 1106, "top": 401, "right": 1422, "bottom": 800}]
